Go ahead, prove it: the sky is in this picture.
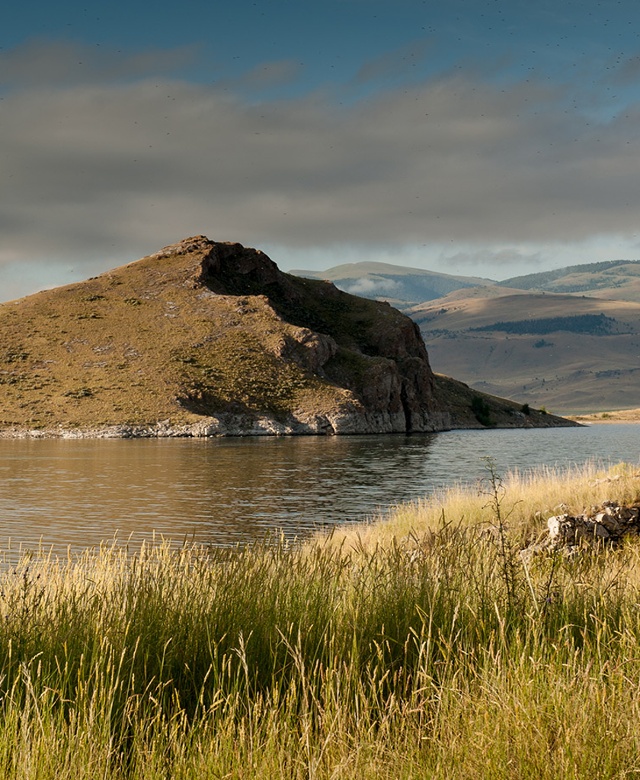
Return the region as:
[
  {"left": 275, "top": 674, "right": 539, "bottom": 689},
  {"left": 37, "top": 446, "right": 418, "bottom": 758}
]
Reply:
[{"left": 3, "top": 0, "right": 640, "bottom": 301}]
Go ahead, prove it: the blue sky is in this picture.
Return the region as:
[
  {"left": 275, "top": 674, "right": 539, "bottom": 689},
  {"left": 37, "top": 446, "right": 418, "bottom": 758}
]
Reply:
[{"left": 3, "top": 0, "right": 640, "bottom": 300}]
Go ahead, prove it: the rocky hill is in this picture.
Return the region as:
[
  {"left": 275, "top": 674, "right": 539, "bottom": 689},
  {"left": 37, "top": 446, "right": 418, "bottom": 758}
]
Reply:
[{"left": 0, "top": 237, "right": 572, "bottom": 437}]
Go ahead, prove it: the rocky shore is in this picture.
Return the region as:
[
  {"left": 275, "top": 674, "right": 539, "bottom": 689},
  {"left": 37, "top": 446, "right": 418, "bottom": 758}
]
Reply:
[{"left": 0, "top": 410, "right": 452, "bottom": 439}]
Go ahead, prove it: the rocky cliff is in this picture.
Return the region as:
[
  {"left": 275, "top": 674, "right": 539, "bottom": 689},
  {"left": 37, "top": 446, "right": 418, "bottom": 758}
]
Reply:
[{"left": 0, "top": 237, "right": 574, "bottom": 437}]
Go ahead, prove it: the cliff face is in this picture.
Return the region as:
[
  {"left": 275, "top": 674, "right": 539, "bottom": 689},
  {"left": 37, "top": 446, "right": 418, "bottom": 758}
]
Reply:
[
  {"left": 0, "top": 237, "right": 446, "bottom": 436},
  {"left": 190, "top": 238, "right": 442, "bottom": 433}
]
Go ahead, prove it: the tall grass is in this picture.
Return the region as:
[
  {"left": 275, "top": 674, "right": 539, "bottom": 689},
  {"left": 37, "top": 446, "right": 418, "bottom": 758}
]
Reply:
[{"left": 1, "top": 462, "right": 640, "bottom": 777}]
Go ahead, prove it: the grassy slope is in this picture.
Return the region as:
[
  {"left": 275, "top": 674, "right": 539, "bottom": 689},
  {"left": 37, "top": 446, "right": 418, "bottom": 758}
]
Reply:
[
  {"left": 0, "top": 254, "right": 331, "bottom": 428},
  {"left": 0, "top": 244, "right": 421, "bottom": 431},
  {"left": 1, "top": 463, "right": 640, "bottom": 777},
  {"left": 412, "top": 290, "right": 640, "bottom": 414},
  {"left": 500, "top": 259, "right": 640, "bottom": 301},
  {"left": 432, "top": 373, "right": 557, "bottom": 428}
]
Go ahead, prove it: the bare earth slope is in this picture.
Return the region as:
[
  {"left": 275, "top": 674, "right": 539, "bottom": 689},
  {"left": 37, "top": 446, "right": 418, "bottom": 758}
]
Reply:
[{"left": 0, "top": 237, "right": 572, "bottom": 437}]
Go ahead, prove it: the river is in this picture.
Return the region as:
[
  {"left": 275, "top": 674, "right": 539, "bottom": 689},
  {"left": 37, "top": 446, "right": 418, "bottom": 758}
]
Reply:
[{"left": 0, "top": 424, "right": 638, "bottom": 560}]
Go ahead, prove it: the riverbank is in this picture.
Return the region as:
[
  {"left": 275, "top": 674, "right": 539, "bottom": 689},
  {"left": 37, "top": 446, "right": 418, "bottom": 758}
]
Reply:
[
  {"left": 0, "top": 462, "right": 639, "bottom": 777},
  {"left": 322, "top": 458, "right": 640, "bottom": 551}
]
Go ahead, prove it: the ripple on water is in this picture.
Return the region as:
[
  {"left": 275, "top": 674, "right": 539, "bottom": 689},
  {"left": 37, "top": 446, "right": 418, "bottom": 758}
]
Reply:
[{"left": 0, "top": 425, "right": 637, "bottom": 558}]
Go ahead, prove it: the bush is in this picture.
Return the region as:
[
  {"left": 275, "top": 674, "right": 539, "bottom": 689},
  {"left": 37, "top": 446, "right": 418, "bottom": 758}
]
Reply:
[{"left": 471, "top": 394, "right": 493, "bottom": 426}]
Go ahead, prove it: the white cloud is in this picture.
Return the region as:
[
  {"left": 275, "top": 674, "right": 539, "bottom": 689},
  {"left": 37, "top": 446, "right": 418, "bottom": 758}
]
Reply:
[{"left": 339, "top": 277, "right": 403, "bottom": 296}]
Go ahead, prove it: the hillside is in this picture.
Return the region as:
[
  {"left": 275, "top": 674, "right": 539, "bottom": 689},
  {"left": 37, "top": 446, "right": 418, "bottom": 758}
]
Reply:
[
  {"left": 499, "top": 260, "right": 640, "bottom": 302},
  {"left": 292, "top": 257, "right": 640, "bottom": 413},
  {"left": 294, "top": 258, "right": 640, "bottom": 306},
  {"left": 0, "top": 237, "right": 570, "bottom": 437},
  {"left": 291, "top": 261, "right": 492, "bottom": 306},
  {"left": 412, "top": 291, "right": 640, "bottom": 414}
]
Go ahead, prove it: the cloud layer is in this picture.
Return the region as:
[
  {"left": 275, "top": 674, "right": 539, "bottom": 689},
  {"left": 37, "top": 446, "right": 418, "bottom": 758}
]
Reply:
[{"left": 2, "top": 40, "right": 640, "bottom": 295}]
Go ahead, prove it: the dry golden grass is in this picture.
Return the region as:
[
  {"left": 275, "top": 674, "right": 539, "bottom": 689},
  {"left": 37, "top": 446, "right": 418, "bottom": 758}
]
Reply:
[
  {"left": 325, "top": 460, "right": 640, "bottom": 553},
  {"left": 0, "top": 242, "right": 394, "bottom": 431},
  {"left": 2, "top": 463, "right": 640, "bottom": 776},
  {"left": 570, "top": 408, "right": 640, "bottom": 423}
]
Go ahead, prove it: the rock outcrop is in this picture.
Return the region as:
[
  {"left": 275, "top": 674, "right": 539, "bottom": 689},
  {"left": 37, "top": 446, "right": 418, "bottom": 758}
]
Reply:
[
  {"left": 523, "top": 478, "right": 640, "bottom": 558},
  {"left": 176, "top": 236, "right": 442, "bottom": 434},
  {"left": 0, "top": 236, "right": 576, "bottom": 437}
]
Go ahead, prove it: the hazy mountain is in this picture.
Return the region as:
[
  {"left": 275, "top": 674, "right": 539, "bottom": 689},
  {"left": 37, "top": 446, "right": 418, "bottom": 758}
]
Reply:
[
  {"left": 499, "top": 260, "right": 640, "bottom": 302},
  {"left": 296, "top": 258, "right": 640, "bottom": 305},
  {"left": 291, "top": 261, "right": 494, "bottom": 306}
]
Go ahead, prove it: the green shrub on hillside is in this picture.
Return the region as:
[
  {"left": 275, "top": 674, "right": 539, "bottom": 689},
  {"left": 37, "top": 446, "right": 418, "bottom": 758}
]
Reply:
[{"left": 471, "top": 394, "right": 494, "bottom": 426}]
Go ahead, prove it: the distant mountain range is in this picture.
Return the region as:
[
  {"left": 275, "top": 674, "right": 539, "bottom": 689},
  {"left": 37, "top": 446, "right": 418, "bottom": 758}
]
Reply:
[
  {"left": 292, "top": 259, "right": 640, "bottom": 414},
  {"left": 499, "top": 260, "right": 640, "bottom": 301}
]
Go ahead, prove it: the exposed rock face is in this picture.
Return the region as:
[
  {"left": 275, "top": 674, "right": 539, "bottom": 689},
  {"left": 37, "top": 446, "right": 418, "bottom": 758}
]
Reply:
[
  {"left": 182, "top": 236, "right": 441, "bottom": 434},
  {"left": 196, "top": 240, "right": 280, "bottom": 292},
  {"left": 0, "top": 235, "right": 576, "bottom": 437}
]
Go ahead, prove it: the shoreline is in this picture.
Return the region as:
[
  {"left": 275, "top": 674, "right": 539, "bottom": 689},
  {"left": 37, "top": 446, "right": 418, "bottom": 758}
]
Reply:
[
  {"left": 568, "top": 409, "right": 640, "bottom": 424},
  {"left": 0, "top": 411, "right": 579, "bottom": 439}
]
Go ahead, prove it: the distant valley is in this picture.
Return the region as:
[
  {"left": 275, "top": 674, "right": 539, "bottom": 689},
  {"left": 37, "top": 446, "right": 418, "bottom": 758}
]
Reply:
[{"left": 293, "top": 259, "right": 640, "bottom": 414}]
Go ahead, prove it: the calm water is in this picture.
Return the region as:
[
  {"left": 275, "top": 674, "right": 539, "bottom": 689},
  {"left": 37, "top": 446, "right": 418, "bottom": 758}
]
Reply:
[{"left": 0, "top": 425, "right": 639, "bottom": 558}]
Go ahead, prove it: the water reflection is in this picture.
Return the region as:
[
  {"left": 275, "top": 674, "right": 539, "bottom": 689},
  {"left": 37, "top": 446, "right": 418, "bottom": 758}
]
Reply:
[
  {"left": 0, "top": 425, "right": 638, "bottom": 558},
  {"left": 0, "top": 435, "right": 441, "bottom": 554}
]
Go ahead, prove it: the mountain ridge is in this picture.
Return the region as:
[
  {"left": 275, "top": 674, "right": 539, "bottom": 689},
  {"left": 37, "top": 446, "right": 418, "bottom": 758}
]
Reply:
[{"left": 291, "top": 261, "right": 493, "bottom": 305}]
